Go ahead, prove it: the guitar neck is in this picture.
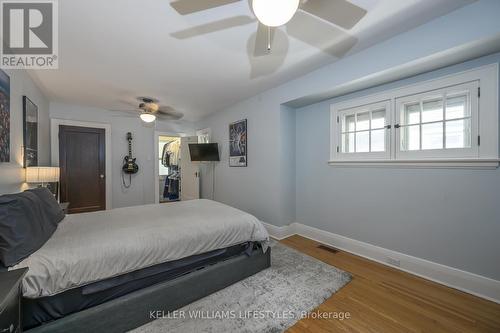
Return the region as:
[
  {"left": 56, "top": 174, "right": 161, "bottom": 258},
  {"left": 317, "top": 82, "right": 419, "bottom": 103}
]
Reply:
[{"left": 128, "top": 140, "right": 132, "bottom": 158}]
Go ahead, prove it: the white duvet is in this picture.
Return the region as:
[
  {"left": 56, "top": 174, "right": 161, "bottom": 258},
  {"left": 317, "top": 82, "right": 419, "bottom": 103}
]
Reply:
[{"left": 13, "top": 199, "right": 269, "bottom": 298}]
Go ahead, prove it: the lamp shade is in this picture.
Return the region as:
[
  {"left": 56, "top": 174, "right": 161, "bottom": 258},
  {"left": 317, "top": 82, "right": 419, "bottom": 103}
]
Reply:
[
  {"left": 26, "top": 167, "right": 60, "bottom": 183},
  {"left": 140, "top": 112, "right": 156, "bottom": 123}
]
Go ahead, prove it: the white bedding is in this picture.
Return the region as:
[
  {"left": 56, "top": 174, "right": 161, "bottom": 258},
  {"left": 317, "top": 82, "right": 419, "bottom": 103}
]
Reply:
[{"left": 13, "top": 199, "right": 269, "bottom": 298}]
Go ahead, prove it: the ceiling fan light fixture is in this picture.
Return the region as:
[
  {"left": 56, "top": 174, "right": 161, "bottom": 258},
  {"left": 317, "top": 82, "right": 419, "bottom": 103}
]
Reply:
[
  {"left": 140, "top": 112, "right": 156, "bottom": 123},
  {"left": 252, "top": 0, "right": 300, "bottom": 27}
]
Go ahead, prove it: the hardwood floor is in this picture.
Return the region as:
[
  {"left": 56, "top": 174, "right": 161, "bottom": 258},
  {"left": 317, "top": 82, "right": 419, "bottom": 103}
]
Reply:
[{"left": 280, "top": 235, "right": 500, "bottom": 333}]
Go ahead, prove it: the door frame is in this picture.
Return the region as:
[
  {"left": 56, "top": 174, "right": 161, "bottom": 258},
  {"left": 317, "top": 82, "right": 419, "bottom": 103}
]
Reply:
[
  {"left": 154, "top": 131, "right": 184, "bottom": 204},
  {"left": 179, "top": 136, "right": 200, "bottom": 201},
  {"left": 51, "top": 118, "right": 112, "bottom": 209}
]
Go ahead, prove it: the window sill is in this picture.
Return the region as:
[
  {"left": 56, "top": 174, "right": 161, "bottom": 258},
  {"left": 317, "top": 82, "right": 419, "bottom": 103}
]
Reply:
[{"left": 328, "top": 159, "right": 500, "bottom": 169}]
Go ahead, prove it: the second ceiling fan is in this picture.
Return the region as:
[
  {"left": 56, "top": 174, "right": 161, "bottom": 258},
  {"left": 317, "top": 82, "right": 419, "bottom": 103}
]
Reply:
[{"left": 170, "top": 0, "right": 367, "bottom": 56}]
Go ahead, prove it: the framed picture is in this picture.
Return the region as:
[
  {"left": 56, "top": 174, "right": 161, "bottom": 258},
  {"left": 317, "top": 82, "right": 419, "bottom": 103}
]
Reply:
[
  {"left": 229, "top": 119, "right": 247, "bottom": 167},
  {"left": 23, "top": 96, "right": 38, "bottom": 167},
  {"left": 0, "top": 70, "right": 10, "bottom": 163}
]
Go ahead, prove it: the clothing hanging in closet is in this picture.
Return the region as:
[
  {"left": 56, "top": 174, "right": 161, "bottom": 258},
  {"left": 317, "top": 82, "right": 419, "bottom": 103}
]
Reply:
[
  {"left": 161, "top": 138, "right": 181, "bottom": 201},
  {"left": 163, "top": 167, "right": 180, "bottom": 201},
  {"left": 162, "top": 140, "right": 180, "bottom": 167}
]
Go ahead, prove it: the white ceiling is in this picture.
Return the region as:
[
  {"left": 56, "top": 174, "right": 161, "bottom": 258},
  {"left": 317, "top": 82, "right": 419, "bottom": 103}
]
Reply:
[{"left": 29, "top": 0, "right": 474, "bottom": 121}]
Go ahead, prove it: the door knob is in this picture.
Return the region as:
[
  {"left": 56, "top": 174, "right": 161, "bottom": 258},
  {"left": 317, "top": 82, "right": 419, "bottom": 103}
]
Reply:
[{"left": 100, "top": 174, "right": 105, "bottom": 179}]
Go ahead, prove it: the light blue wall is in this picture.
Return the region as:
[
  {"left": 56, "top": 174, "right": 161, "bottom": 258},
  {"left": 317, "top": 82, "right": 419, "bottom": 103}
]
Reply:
[
  {"left": 198, "top": 95, "right": 285, "bottom": 224},
  {"left": 295, "top": 53, "right": 500, "bottom": 281},
  {"left": 0, "top": 70, "right": 50, "bottom": 194},
  {"left": 280, "top": 105, "right": 296, "bottom": 224},
  {"left": 50, "top": 103, "right": 195, "bottom": 209},
  {"left": 197, "top": 0, "right": 500, "bottom": 279}
]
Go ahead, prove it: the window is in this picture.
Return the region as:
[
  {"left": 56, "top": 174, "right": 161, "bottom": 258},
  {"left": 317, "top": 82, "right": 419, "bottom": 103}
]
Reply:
[
  {"left": 330, "top": 64, "right": 499, "bottom": 168},
  {"left": 337, "top": 101, "right": 390, "bottom": 160},
  {"left": 396, "top": 81, "right": 478, "bottom": 159},
  {"left": 196, "top": 128, "right": 211, "bottom": 144}
]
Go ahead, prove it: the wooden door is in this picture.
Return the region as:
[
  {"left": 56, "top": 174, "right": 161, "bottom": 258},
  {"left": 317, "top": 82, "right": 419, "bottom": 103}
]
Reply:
[{"left": 59, "top": 125, "right": 106, "bottom": 214}]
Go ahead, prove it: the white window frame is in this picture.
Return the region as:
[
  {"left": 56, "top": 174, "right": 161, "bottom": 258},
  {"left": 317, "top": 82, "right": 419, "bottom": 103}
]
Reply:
[
  {"left": 334, "top": 100, "right": 391, "bottom": 160},
  {"left": 395, "top": 81, "right": 479, "bottom": 160},
  {"left": 196, "top": 128, "right": 212, "bottom": 143},
  {"left": 330, "top": 64, "right": 499, "bottom": 169}
]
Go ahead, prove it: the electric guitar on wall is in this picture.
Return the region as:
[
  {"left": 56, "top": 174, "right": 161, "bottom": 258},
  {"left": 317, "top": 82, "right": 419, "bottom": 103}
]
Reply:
[{"left": 122, "top": 132, "right": 139, "bottom": 174}]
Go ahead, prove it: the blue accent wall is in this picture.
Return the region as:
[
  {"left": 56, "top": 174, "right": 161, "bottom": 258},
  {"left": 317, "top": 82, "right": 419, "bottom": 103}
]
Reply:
[
  {"left": 295, "top": 53, "right": 500, "bottom": 280},
  {"left": 197, "top": 0, "right": 500, "bottom": 280}
]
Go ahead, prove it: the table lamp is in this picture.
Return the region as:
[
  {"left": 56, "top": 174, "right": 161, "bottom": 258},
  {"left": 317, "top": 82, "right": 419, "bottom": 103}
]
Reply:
[{"left": 26, "top": 166, "right": 60, "bottom": 199}]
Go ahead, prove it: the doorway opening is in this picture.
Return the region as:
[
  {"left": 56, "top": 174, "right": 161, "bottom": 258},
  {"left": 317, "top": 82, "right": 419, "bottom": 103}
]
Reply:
[
  {"left": 154, "top": 133, "right": 200, "bottom": 204},
  {"left": 158, "top": 135, "right": 181, "bottom": 203}
]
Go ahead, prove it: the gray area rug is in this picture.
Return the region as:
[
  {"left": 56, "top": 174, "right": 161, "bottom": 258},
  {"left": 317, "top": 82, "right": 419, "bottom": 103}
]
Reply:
[{"left": 132, "top": 240, "right": 351, "bottom": 333}]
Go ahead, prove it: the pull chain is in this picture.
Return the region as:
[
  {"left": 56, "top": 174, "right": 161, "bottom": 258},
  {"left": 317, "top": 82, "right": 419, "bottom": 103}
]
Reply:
[{"left": 267, "top": 26, "right": 271, "bottom": 53}]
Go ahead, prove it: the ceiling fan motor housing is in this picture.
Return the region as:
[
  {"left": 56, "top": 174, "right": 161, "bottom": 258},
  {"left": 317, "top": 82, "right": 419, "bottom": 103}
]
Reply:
[{"left": 141, "top": 97, "right": 155, "bottom": 104}]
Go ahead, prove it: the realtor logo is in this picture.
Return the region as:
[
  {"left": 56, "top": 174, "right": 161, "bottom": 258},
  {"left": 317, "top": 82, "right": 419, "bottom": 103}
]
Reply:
[{"left": 1, "top": 0, "right": 58, "bottom": 69}]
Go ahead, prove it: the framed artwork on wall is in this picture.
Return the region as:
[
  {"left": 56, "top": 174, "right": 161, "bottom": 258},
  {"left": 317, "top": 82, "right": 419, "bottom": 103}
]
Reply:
[
  {"left": 0, "top": 70, "right": 10, "bottom": 163},
  {"left": 229, "top": 119, "right": 247, "bottom": 167},
  {"left": 23, "top": 96, "right": 38, "bottom": 167}
]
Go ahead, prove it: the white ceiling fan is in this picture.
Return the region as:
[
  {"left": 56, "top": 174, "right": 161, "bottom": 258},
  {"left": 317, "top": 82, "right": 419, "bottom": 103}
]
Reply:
[
  {"left": 113, "top": 97, "right": 184, "bottom": 123},
  {"left": 170, "top": 0, "right": 367, "bottom": 56}
]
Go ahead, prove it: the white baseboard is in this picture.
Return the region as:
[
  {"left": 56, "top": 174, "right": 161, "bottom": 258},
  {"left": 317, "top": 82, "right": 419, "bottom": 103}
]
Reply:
[
  {"left": 262, "top": 221, "right": 500, "bottom": 304},
  {"left": 261, "top": 222, "right": 295, "bottom": 240}
]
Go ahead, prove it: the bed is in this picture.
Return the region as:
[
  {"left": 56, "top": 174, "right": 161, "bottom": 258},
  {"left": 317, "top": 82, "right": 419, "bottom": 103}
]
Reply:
[{"left": 5, "top": 198, "right": 270, "bottom": 332}]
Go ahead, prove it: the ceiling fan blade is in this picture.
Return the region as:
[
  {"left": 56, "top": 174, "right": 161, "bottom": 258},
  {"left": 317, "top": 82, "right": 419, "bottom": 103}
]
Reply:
[
  {"left": 157, "top": 106, "right": 184, "bottom": 120},
  {"left": 171, "top": 16, "right": 255, "bottom": 39},
  {"left": 111, "top": 115, "right": 139, "bottom": 119},
  {"left": 108, "top": 110, "right": 140, "bottom": 118},
  {"left": 157, "top": 113, "right": 184, "bottom": 121},
  {"left": 170, "top": 0, "right": 241, "bottom": 15},
  {"left": 137, "top": 96, "right": 159, "bottom": 103},
  {"left": 253, "top": 23, "right": 275, "bottom": 57},
  {"left": 300, "top": 0, "right": 367, "bottom": 30},
  {"left": 287, "top": 11, "right": 357, "bottom": 58}
]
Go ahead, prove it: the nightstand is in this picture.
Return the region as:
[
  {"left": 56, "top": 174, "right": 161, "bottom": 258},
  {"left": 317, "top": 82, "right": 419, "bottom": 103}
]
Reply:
[
  {"left": 0, "top": 268, "right": 28, "bottom": 333},
  {"left": 59, "top": 202, "right": 69, "bottom": 214}
]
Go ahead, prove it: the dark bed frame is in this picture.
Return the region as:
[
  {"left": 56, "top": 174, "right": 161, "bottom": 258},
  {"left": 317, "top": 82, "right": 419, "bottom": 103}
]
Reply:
[{"left": 26, "top": 248, "right": 271, "bottom": 333}]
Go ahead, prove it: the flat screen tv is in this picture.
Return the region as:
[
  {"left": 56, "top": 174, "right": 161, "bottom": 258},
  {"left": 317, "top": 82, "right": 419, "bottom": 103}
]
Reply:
[{"left": 189, "top": 143, "right": 220, "bottom": 162}]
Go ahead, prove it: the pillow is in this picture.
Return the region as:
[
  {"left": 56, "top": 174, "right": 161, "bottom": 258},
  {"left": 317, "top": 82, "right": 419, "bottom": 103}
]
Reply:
[
  {"left": 0, "top": 191, "right": 59, "bottom": 267},
  {"left": 26, "top": 187, "right": 65, "bottom": 223}
]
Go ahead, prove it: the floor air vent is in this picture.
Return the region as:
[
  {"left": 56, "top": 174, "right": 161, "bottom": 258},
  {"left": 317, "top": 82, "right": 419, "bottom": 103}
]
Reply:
[{"left": 317, "top": 244, "right": 339, "bottom": 254}]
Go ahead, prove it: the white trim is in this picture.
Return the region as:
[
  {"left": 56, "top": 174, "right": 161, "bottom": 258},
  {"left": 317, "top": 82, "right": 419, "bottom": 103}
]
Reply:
[
  {"left": 264, "top": 222, "right": 500, "bottom": 304},
  {"left": 395, "top": 81, "right": 479, "bottom": 159},
  {"left": 334, "top": 100, "right": 391, "bottom": 160},
  {"left": 261, "top": 222, "right": 295, "bottom": 240},
  {"left": 328, "top": 159, "right": 499, "bottom": 169},
  {"left": 330, "top": 63, "right": 499, "bottom": 166},
  {"left": 50, "top": 118, "right": 112, "bottom": 210}
]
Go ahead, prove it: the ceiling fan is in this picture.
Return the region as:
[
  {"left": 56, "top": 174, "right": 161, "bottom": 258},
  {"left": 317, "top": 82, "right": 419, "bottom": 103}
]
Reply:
[
  {"left": 170, "top": 0, "right": 367, "bottom": 56},
  {"left": 113, "top": 97, "right": 184, "bottom": 123}
]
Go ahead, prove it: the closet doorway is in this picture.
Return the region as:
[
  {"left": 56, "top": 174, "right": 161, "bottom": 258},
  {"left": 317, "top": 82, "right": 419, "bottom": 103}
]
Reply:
[
  {"left": 154, "top": 133, "right": 200, "bottom": 204},
  {"left": 157, "top": 135, "right": 181, "bottom": 203}
]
